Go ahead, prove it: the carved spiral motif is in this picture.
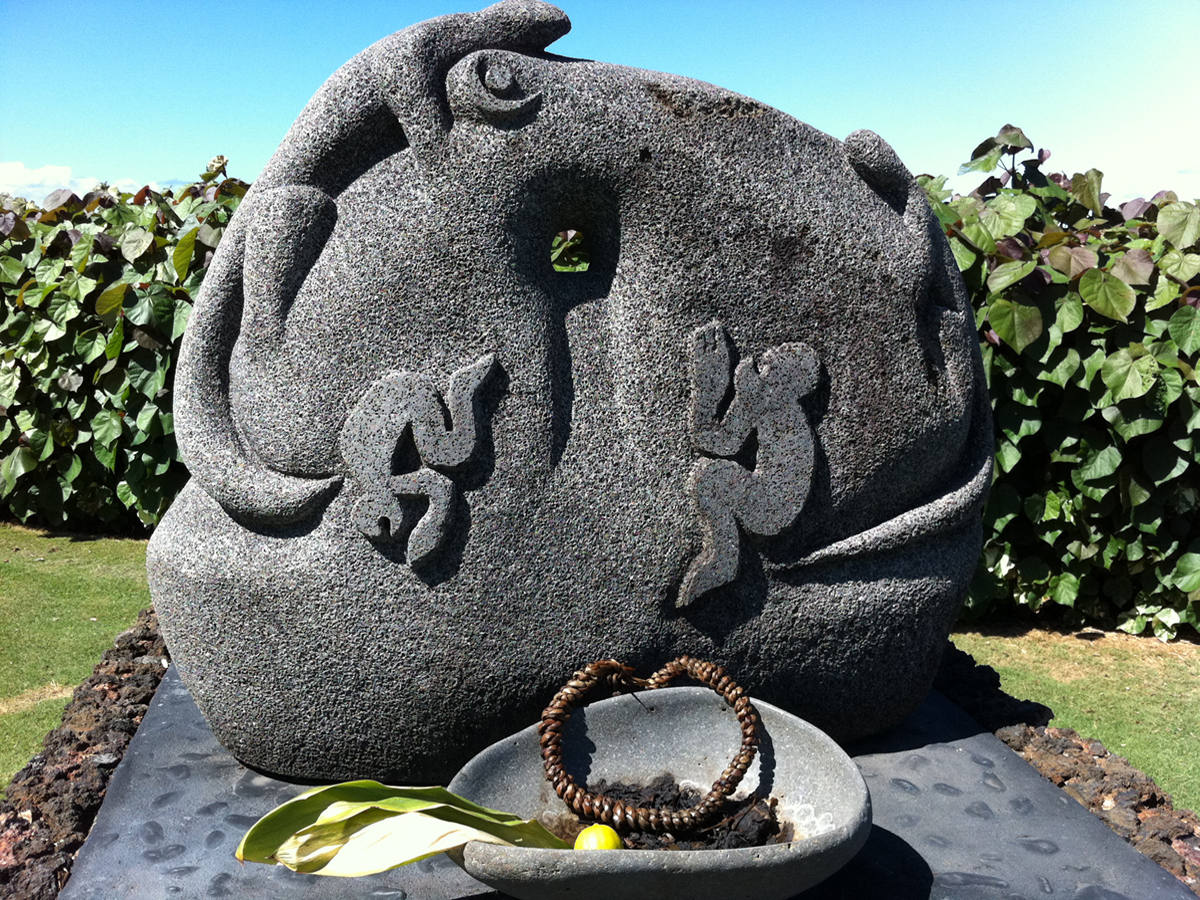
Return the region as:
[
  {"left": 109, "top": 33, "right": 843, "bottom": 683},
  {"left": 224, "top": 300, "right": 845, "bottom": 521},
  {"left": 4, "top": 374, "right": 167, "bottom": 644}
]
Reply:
[{"left": 538, "top": 656, "right": 760, "bottom": 833}]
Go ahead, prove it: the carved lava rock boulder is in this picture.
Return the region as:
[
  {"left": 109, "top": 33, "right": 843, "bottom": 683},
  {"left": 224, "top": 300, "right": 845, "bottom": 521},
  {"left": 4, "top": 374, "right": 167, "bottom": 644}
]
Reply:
[{"left": 148, "top": 0, "right": 992, "bottom": 783}]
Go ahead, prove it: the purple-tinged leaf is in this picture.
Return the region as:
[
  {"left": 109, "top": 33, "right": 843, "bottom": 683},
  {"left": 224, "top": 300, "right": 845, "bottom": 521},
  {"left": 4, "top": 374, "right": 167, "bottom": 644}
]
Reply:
[
  {"left": 132, "top": 325, "right": 166, "bottom": 351},
  {"left": 1121, "top": 198, "right": 1152, "bottom": 221},
  {"left": 42, "top": 188, "right": 81, "bottom": 211},
  {"left": 1153, "top": 190, "right": 1178, "bottom": 204},
  {"left": 93, "top": 232, "right": 115, "bottom": 256},
  {"left": 1048, "top": 245, "right": 1098, "bottom": 279},
  {"left": 1069, "top": 169, "right": 1104, "bottom": 216},
  {"left": 996, "top": 237, "right": 1027, "bottom": 261},
  {"left": 1111, "top": 248, "right": 1154, "bottom": 285},
  {"left": 972, "top": 175, "right": 1004, "bottom": 199},
  {"left": 1038, "top": 148, "right": 1051, "bottom": 164},
  {"left": 0, "top": 211, "right": 31, "bottom": 241},
  {"left": 1035, "top": 230, "right": 1072, "bottom": 250}
]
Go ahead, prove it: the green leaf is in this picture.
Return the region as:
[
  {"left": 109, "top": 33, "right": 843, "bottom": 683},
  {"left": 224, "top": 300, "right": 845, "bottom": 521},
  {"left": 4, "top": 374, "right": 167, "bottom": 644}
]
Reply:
[
  {"left": 172, "top": 227, "right": 199, "bottom": 280},
  {"left": 119, "top": 227, "right": 154, "bottom": 263},
  {"left": 1106, "top": 405, "right": 1163, "bottom": 440},
  {"left": 1169, "top": 306, "right": 1200, "bottom": 355},
  {"left": 91, "top": 409, "right": 124, "bottom": 448},
  {"left": 1152, "top": 607, "right": 1181, "bottom": 641},
  {"left": 46, "top": 292, "right": 82, "bottom": 331},
  {"left": 1069, "top": 168, "right": 1104, "bottom": 216},
  {"left": 1160, "top": 249, "right": 1200, "bottom": 282},
  {"left": 988, "top": 297, "right": 1043, "bottom": 353},
  {"left": 1040, "top": 347, "right": 1081, "bottom": 388},
  {"left": 74, "top": 328, "right": 108, "bottom": 364},
  {"left": 0, "top": 359, "right": 20, "bottom": 408},
  {"left": 960, "top": 221, "right": 997, "bottom": 255},
  {"left": 1101, "top": 348, "right": 1158, "bottom": 401},
  {"left": 1049, "top": 572, "right": 1080, "bottom": 607},
  {"left": 1147, "top": 277, "right": 1180, "bottom": 312},
  {"left": 959, "top": 141, "right": 1004, "bottom": 176},
  {"left": 237, "top": 781, "right": 567, "bottom": 877},
  {"left": 1175, "top": 553, "right": 1200, "bottom": 593},
  {"left": 60, "top": 270, "right": 98, "bottom": 304},
  {"left": 128, "top": 355, "right": 167, "bottom": 398},
  {"left": 948, "top": 237, "right": 977, "bottom": 272},
  {"left": 172, "top": 299, "right": 192, "bottom": 341},
  {"left": 1, "top": 447, "right": 38, "bottom": 493},
  {"left": 995, "top": 438, "right": 1021, "bottom": 473},
  {"left": 104, "top": 318, "right": 125, "bottom": 360},
  {"left": 0, "top": 255, "right": 27, "bottom": 285},
  {"left": 980, "top": 194, "right": 1037, "bottom": 241},
  {"left": 1143, "top": 438, "right": 1188, "bottom": 485},
  {"left": 1079, "top": 269, "right": 1136, "bottom": 323},
  {"left": 1158, "top": 200, "right": 1200, "bottom": 250},
  {"left": 1055, "top": 293, "right": 1084, "bottom": 333},
  {"left": 57, "top": 452, "right": 82, "bottom": 484},
  {"left": 95, "top": 282, "right": 130, "bottom": 318},
  {"left": 1079, "top": 443, "right": 1122, "bottom": 481},
  {"left": 987, "top": 259, "right": 1036, "bottom": 293}
]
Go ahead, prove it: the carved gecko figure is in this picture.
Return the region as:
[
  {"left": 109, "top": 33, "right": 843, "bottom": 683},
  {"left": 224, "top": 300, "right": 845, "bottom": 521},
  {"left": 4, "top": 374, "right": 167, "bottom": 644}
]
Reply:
[
  {"left": 680, "top": 322, "right": 819, "bottom": 607},
  {"left": 338, "top": 353, "right": 499, "bottom": 567}
]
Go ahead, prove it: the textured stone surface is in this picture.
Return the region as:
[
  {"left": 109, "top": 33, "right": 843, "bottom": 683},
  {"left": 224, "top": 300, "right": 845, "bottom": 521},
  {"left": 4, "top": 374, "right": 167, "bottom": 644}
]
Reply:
[
  {"left": 57, "top": 670, "right": 1196, "bottom": 900},
  {"left": 149, "top": 0, "right": 993, "bottom": 783}
]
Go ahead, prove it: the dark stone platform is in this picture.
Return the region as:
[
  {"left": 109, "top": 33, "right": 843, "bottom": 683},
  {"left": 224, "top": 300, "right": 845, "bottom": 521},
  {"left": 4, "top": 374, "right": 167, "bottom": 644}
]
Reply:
[{"left": 59, "top": 667, "right": 1193, "bottom": 900}]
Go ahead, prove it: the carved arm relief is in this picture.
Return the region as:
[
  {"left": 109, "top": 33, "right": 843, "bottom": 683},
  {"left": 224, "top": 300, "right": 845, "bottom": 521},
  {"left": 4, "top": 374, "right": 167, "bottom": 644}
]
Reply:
[
  {"left": 338, "top": 353, "right": 500, "bottom": 567},
  {"left": 681, "top": 322, "right": 820, "bottom": 607}
]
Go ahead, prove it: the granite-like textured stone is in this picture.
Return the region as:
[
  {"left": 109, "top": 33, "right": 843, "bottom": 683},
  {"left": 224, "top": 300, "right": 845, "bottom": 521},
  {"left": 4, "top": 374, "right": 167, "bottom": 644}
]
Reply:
[{"left": 149, "top": 0, "right": 993, "bottom": 782}]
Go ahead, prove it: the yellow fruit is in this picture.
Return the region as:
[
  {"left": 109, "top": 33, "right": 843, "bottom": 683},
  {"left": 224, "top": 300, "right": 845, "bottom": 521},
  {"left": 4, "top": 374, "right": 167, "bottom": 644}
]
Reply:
[{"left": 574, "top": 823, "right": 624, "bottom": 850}]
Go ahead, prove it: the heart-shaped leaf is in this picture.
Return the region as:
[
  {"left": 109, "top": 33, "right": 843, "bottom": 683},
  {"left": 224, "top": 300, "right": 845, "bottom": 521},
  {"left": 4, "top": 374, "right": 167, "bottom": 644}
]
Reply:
[
  {"left": 1079, "top": 269, "right": 1135, "bottom": 322},
  {"left": 988, "top": 297, "right": 1043, "bottom": 353},
  {"left": 1158, "top": 200, "right": 1200, "bottom": 250}
]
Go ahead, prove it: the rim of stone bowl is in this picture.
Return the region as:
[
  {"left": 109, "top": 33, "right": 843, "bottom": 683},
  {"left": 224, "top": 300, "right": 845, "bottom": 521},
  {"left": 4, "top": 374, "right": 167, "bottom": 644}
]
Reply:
[{"left": 446, "top": 686, "right": 872, "bottom": 900}]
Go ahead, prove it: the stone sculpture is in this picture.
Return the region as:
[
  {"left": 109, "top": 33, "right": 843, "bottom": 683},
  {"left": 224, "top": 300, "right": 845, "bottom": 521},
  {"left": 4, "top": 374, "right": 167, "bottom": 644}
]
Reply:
[{"left": 148, "top": 0, "right": 993, "bottom": 783}]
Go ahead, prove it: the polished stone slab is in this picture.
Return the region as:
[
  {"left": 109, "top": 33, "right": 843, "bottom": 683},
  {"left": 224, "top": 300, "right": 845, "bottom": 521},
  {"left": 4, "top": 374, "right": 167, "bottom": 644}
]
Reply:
[{"left": 60, "top": 667, "right": 1193, "bottom": 900}]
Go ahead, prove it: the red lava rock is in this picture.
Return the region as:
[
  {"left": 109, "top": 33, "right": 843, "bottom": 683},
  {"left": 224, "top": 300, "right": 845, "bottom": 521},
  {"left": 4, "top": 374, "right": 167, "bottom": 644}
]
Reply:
[
  {"left": 984, "top": 709, "right": 1200, "bottom": 893},
  {"left": 0, "top": 608, "right": 169, "bottom": 900}
]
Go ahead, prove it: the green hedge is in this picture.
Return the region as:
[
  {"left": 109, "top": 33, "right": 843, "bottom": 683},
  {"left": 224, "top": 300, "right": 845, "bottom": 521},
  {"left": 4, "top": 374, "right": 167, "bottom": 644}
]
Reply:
[
  {"left": 4, "top": 134, "right": 1199, "bottom": 638},
  {"left": 923, "top": 126, "right": 1200, "bottom": 639},
  {"left": 0, "top": 159, "right": 244, "bottom": 531}
]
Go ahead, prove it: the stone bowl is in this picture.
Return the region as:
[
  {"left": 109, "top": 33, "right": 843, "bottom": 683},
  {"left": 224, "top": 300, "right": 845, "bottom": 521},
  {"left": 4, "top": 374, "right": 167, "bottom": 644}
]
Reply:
[{"left": 446, "top": 686, "right": 871, "bottom": 900}]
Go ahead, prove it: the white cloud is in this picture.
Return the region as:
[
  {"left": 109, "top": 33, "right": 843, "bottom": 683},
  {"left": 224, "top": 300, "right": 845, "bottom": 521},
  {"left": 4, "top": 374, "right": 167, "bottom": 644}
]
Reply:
[{"left": 0, "top": 161, "right": 159, "bottom": 206}]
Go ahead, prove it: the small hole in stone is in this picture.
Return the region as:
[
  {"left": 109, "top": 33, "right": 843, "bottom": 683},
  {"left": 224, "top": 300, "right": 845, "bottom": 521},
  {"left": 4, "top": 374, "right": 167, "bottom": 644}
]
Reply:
[{"left": 551, "top": 229, "right": 589, "bottom": 272}]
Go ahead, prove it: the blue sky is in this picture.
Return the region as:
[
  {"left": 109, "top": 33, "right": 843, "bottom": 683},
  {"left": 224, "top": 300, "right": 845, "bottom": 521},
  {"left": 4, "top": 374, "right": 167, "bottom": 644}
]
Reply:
[{"left": 2, "top": 0, "right": 1197, "bottom": 204}]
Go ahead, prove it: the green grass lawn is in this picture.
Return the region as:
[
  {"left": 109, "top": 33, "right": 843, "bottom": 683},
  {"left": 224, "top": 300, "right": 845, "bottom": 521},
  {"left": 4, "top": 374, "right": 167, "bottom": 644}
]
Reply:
[
  {"left": 0, "top": 522, "right": 150, "bottom": 795},
  {"left": 953, "top": 624, "right": 1200, "bottom": 813}
]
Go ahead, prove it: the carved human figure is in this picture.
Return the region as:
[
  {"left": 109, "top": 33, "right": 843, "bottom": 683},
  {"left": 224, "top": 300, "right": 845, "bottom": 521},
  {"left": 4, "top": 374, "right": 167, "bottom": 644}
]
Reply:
[
  {"left": 681, "top": 322, "right": 820, "bottom": 606},
  {"left": 338, "top": 353, "right": 499, "bottom": 566}
]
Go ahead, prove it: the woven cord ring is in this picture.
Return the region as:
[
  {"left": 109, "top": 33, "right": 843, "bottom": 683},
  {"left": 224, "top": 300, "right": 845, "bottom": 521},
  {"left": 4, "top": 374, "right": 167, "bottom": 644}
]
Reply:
[{"left": 538, "top": 655, "right": 760, "bottom": 833}]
